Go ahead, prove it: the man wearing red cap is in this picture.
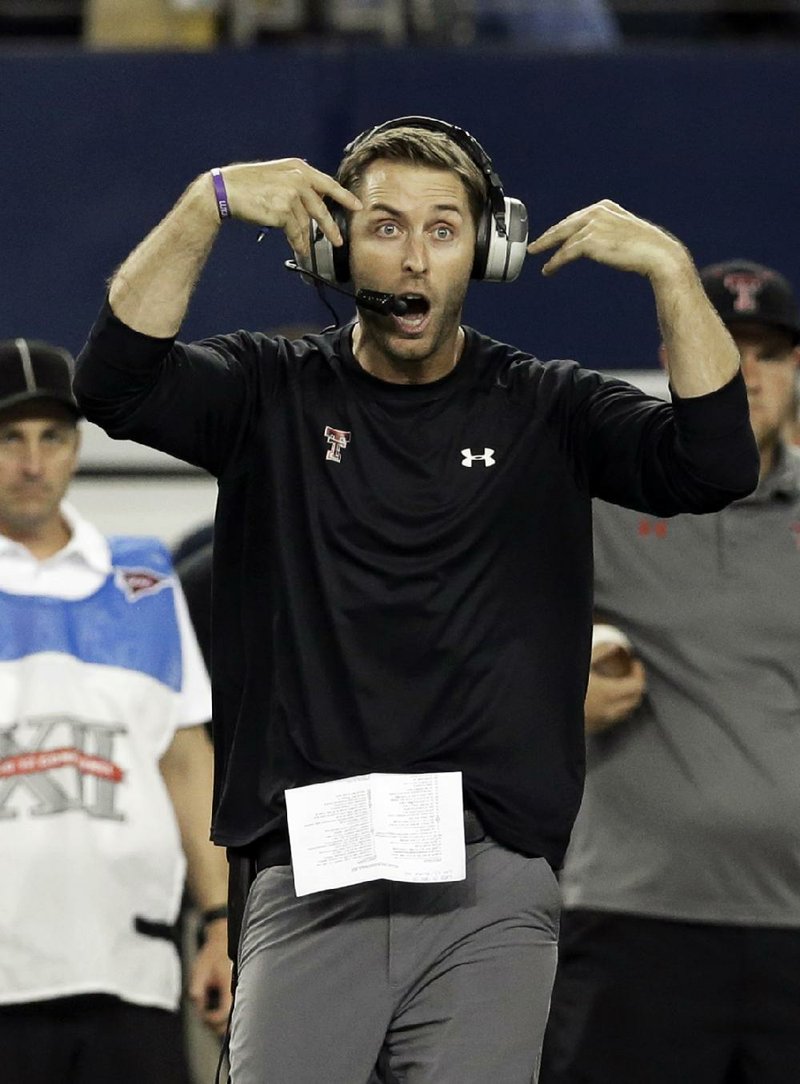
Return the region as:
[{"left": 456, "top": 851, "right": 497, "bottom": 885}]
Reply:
[
  {"left": 0, "top": 339, "right": 232, "bottom": 1083},
  {"left": 542, "top": 261, "right": 800, "bottom": 1084}
]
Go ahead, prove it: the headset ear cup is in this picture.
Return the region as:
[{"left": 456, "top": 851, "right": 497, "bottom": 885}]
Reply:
[
  {"left": 302, "top": 198, "right": 350, "bottom": 284},
  {"left": 302, "top": 220, "right": 333, "bottom": 281},
  {"left": 329, "top": 199, "right": 350, "bottom": 284},
  {"left": 482, "top": 197, "right": 529, "bottom": 283}
]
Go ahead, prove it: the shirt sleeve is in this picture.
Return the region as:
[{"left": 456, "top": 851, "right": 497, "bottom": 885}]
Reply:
[
  {"left": 568, "top": 365, "right": 760, "bottom": 516},
  {"left": 74, "top": 298, "right": 278, "bottom": 477}
]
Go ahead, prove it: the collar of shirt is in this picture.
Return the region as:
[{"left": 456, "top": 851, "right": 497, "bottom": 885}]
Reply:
[{"left": 0, "top": 502, "right": 112, "bottom": 599}]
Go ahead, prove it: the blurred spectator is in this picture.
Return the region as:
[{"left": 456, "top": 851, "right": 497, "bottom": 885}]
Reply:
[
  {"left": 471, "top": 0, "right": 621, "bottom": 48},
  {"left": 0, "top": 339, "right": 231, "bottom": 1084},
  {"left": 541, "top": 260, "right": 800, "bottom": 1084},
  {"left": 215, "top": 0, "right": 621, "bottom": 46}
]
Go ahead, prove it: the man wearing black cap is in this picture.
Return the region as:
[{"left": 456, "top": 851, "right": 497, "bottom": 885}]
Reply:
[
  {"left": 541, "top": 261, "right": 800, "bottom": 1084},
  {"left": 0, "top": 339, "right": 232, "bottom": 1083},
  {"left": 702, "top": 260, "right": 800, "bottom": 463}
]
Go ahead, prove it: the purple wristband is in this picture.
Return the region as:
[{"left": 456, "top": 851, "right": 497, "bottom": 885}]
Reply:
[{"left": 210, "top": 168, "right": 230, "bottom": 221}]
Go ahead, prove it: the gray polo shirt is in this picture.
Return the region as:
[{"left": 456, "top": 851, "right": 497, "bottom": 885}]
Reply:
[{"left": 561, "top": 445, "right": 800, "bottom": 928}]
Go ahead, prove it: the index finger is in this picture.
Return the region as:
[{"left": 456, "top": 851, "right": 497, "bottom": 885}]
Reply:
[
  {"left": 526, "top": 206, "right": 594, "bottom": 255},
  {"left": 304, "top": 164, "right": 362, "bottom": 212}
]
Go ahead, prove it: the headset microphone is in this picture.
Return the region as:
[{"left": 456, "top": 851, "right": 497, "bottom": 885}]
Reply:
[{"left": 284, "top": 260, "right": 409, "bottom": 317}]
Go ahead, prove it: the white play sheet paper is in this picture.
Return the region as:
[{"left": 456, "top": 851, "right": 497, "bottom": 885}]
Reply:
[{"left": 284, "top": 771, "right": 466, "bottom": 897}]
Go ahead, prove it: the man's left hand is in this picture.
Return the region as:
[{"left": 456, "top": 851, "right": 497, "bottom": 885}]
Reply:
[{"left": 527, "top": 199, "right": 689, "bottom": 282}]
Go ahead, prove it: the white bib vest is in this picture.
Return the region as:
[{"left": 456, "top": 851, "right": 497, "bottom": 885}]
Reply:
[{"left": 0, "top": 535, "right": 193, "bottom": 1010}]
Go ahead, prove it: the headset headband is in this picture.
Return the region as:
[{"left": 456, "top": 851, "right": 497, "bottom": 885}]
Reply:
[{"left": 342, "top": 115, "right": 508, "bottom": 238}]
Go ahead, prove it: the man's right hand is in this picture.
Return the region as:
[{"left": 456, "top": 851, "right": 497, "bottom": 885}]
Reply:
[
  {"left": 584, "top": 641, "right": 646, "bottom": 734},
  {"left": 108, "top": 159, "right": 363, "bottom": 339},
  {"left": 212, "top": 159, "right": 362, "bottom": 258}
]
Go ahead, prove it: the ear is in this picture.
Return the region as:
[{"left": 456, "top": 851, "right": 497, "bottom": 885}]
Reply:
[{"left": 657, "top": 343, "right": 669, "bottom": 373}]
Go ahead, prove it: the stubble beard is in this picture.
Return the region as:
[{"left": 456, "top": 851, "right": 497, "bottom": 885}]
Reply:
[{"left": 361, "top": 289, "right": 466, "bottom": 374}]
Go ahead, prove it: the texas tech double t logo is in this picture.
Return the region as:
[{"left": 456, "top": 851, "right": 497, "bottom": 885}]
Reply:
[{"left": 324, "top": 426, "right": 351, "bottom": 463}]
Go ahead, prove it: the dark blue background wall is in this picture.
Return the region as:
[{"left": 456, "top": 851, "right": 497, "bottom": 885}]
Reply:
[{"left": 1, "top": 44, "right": 798, "bottom": 369}]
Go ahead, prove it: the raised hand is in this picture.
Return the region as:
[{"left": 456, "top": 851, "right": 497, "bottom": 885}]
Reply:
[
  {"left": 108, "top": 157, "right": 363, "bottom": 337},
  {"left": 214, "top": 159, "right": 362, "bottom": 258},
  {"left": 527, "top": 199, "right": 689, "bottom": 282}
]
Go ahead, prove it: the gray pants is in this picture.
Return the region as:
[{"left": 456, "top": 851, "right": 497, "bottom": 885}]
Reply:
[{"left": 229, "top": 838, "right": 560, "bottom": 1083}]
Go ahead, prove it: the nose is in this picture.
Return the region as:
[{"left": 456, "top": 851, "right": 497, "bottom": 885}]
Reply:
[
  {"left": 19, "top": 438, "right": 45, "bottom": 475},
  {"left": 401, "top": 232, "right": 427, "bottom": 275}
]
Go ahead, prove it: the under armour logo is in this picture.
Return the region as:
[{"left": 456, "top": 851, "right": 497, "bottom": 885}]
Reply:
[
  {"left": 324, "top": 426, "right": 351, "bottom": 463},
  {"left": 461, "top": 448, "right": 496, "bottom": 467},
  {"left": 638, "top": 518, "right": 668, "bottom": 538}
]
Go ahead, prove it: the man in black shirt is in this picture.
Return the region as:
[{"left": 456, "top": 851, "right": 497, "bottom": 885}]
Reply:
[{"left": 75, "top": 117, "right": 757, "bottom": 1084}]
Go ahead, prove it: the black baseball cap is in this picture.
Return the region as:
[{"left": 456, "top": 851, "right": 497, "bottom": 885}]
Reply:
[
  {"left": 0, "top": 338, "right": 81, "bottom": 418},
  {"left": 700, "top": 260, "right": 800, "bottom": 344}
]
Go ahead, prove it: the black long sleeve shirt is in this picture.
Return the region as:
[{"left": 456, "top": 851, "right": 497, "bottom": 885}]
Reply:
[{"left": 75, "top": 302, "right": 758, "bottom": 867}]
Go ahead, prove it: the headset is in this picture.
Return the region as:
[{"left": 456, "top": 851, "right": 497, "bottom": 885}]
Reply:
[{"left": 295, "top": 115, "right": 529, "bottom": 288}]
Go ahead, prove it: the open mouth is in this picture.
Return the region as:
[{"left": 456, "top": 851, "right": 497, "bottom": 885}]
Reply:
[{"left": 393, "top": 294, "right": 431, "bottom": 334}]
